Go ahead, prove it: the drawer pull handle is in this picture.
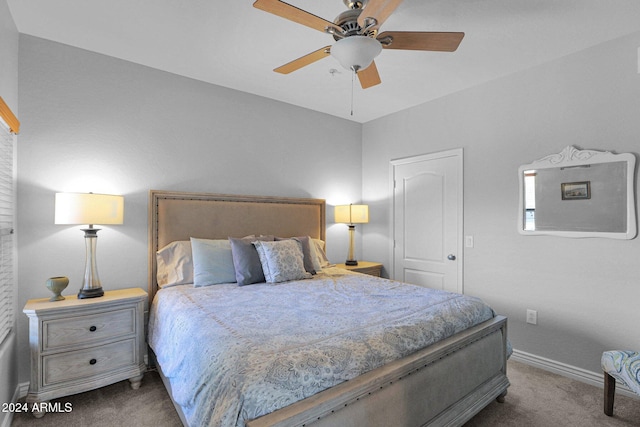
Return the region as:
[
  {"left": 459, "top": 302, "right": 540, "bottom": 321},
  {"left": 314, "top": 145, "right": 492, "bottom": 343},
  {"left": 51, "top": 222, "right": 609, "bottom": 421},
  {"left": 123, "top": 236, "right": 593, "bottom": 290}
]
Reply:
[
  {"left": 89, "top": 326, "right": 97, "bottom": 332},
  {"left": 89, "top": 358, "right": 97, "bottom": 365}
]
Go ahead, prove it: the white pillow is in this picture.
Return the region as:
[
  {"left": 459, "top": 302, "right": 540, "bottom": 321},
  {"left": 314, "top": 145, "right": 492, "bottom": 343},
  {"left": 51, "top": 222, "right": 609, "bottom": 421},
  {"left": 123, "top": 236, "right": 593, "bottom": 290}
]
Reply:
[
  {"left": 156, "top": 241, "right": 193, "bottom": 288},
  {"left": 308, "top": 239, "right": 322, "bottom": 272},
  {"left": 253, "top": 240, "right": 312, "bottom": 283},
  {"left": 312, "top": 238, "right": 331, "bottom": 268},
  {"left": 190, "top": 238, "right": 237, "bottom": 287}
]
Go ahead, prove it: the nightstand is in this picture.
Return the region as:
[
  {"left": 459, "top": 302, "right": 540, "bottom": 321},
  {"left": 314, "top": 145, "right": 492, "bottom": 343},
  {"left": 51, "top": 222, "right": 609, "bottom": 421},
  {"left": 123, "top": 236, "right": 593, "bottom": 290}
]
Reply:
[
  {"left": 23, "top": 288, "right": 147, "bottom": 417},
  {"left": 336, "top": 261, "right": 383, "bottom": 277}
]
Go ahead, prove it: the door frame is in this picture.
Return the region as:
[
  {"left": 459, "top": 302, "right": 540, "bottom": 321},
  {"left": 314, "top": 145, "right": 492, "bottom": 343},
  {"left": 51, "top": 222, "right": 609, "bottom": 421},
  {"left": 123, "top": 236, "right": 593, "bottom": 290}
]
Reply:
[{"left": 389, "top": 148, "right": 464, "bottom": 293}]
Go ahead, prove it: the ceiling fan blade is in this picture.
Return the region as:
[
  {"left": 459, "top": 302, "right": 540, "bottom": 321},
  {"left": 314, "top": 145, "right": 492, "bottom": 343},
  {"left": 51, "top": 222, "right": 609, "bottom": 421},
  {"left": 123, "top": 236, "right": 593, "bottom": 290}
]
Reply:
[
  {"left": 357, "top": 61, "right": 382, "bottom": 89},
  {"left": 253, "top": 0, "right": 338, "bottom": 33},
  {"left": 274, "top": 46, "right": 331, "bottom": 74},
  {"left": 378, "top": 31, "right": 464, "bottom": 52},
  {"left": 357, "top": 0, "right": 403, "bottom": 30}
]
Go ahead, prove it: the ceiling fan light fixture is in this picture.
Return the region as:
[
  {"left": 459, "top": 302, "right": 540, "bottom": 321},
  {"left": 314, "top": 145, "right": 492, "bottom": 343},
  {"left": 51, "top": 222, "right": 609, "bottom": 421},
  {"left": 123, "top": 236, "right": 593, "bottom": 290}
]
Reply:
[{"left": 330, "top": 36, "right": 382, "bottom": 72}]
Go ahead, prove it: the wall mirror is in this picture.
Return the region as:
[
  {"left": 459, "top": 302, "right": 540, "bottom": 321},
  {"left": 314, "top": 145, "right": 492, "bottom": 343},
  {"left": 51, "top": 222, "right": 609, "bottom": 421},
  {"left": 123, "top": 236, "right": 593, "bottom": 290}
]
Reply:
[{"left": 518, "top": 146, "right": 637, "bottom": 239}]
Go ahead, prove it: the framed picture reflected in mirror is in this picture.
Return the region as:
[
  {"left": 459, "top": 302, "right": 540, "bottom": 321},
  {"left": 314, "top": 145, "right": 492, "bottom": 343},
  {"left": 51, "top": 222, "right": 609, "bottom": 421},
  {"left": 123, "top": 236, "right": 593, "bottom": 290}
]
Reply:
[{"left": 561, "top": 181, "right": 590, "bottom": 200}]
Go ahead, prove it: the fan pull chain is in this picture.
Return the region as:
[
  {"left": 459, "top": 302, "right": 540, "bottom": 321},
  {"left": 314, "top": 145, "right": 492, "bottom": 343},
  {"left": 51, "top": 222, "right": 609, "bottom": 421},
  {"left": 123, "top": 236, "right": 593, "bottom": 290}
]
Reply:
[{"left": 350, "top": 68, "right": 355, "bottom": 116}]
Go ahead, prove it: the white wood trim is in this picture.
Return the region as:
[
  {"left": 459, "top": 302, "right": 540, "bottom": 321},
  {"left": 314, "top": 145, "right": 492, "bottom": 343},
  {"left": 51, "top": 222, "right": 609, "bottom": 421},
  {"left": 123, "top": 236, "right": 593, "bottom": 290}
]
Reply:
[
  {"left": 0, "top": 382, "right": 27, "bottom": 427},
  {"left": 17, "top": 381, "right": 29, "bottom": 398},
  {"left": 511, "top": 349, "right": 639, "bottom": 399}
]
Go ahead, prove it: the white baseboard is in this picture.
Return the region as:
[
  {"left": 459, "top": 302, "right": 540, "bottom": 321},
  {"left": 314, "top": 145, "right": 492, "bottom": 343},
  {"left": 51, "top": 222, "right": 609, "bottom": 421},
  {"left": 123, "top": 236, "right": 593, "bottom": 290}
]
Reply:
[
  {"left": 0, "top": 382, "right": 27, "bottom": 427},
  {"left": 17, "top": 381, "right": 29, "bottom": 399},
  {"left": 511, "top": 349, "right": 638, "bottom": 399},
  {"left": 0, "top": 409, "right": 9, "bottom": 427}
]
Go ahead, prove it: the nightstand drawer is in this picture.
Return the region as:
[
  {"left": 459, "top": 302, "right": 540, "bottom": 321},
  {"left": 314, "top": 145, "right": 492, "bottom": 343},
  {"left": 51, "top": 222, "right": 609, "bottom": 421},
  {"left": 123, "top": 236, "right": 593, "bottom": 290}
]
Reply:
[
  {"left": 352, "top": 265, "right": 382, "bottom": 276},
  {"left": 43, "top": 339, "right": 137, "bottom": 387},
  {"left": 43, "top": 307, "right": 136, "bottom": 351}
]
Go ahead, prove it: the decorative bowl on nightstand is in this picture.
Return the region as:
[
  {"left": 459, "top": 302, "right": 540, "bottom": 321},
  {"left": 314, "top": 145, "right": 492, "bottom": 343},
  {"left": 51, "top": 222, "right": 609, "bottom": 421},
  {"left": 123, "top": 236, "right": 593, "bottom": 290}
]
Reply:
[{"left": 45, "top": 276, "right": 69, "bottom": 301}]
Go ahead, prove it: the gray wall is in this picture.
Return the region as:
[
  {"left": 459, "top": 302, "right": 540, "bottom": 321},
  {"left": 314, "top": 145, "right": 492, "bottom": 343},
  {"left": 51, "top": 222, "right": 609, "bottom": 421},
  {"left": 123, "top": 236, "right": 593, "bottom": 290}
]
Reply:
[
  {"left": 16, "top": 35, "right": 363, "bottom": 383},
  {"left": 362, "top": 31, "right": 640, "bottom": 374},
  {"left": 0, "top": 0, "right": 19, "bottom": 422}
]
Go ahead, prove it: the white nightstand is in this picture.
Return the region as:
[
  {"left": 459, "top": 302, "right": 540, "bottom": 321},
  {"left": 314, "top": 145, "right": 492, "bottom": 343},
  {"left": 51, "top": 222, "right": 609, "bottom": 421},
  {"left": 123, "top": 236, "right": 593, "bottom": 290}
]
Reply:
[
  {"left": 336, "top": 261, "right": 383, "bottom": 277},
  {"left": 23, "top": 288, "right": 147, "bottom": 417}
]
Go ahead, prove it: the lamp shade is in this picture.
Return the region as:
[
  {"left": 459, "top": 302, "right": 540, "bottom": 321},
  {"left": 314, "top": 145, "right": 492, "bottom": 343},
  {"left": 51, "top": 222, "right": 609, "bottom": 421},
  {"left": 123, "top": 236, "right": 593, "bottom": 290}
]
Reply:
[
  {"left": 335, "top": 204, "right": 369, "bottom": 224},
  {"left": 330, "top": 36, "right": 382, "bottom": 71},
  {"left": 55, "top": 193, "right": 124, "bottom": 226}
]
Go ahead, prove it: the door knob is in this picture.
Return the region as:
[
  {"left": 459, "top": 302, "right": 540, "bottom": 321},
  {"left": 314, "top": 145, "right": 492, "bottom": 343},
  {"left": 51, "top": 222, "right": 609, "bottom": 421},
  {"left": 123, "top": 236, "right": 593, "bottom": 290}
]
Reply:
[{"left": 447, "top": 254, "right": 456, "bottom": 261}]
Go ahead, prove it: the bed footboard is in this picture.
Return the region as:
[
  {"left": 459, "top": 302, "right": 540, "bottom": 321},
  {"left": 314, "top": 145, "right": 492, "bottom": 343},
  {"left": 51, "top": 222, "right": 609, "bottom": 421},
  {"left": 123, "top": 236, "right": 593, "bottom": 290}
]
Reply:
[{"left": 247, "top": 315, "right": 509, "bottom": 427}]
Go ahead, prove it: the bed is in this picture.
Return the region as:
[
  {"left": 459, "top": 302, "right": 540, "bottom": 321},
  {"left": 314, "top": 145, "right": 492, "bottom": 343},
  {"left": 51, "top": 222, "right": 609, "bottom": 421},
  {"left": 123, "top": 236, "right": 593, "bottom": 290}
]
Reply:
[{"left": 147, "top": 190, "right": 510, "bottom": 427}]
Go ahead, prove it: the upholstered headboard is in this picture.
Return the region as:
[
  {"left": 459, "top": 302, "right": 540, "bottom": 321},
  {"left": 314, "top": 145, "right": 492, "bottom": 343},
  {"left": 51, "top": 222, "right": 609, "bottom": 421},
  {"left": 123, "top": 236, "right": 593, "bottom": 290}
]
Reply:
[{"left": 148, "top": 190, "right": 326, "bottom": 298}]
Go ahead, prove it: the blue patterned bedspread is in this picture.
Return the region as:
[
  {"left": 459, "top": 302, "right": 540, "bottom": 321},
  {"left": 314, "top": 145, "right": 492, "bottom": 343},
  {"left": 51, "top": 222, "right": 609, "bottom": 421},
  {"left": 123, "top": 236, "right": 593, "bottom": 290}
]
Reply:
[{"left": 148, "top": 267, "right": 496, "bottom": 426}]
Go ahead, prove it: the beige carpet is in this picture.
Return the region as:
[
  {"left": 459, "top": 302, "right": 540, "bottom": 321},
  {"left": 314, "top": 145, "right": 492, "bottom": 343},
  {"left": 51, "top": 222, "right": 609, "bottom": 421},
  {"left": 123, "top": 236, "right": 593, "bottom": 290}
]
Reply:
[
  {"left": 465, "top": 360, "right": 640, "bottom": 427},
  {"left": 10, "top": 360, "right": 640, "bottom": 426}
]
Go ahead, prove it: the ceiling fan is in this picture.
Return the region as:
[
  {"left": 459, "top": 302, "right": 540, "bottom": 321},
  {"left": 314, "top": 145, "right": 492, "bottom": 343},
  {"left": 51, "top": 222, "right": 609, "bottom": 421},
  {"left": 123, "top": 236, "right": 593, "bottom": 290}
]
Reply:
[{"left": 253, "top": 0, "right": 464, "bottom": 89}]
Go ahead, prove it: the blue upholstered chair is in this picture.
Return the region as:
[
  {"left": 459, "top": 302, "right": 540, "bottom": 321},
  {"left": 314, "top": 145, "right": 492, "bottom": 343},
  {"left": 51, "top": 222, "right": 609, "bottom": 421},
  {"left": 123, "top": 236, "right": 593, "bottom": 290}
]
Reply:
[{"left": 601, "top": 350, "right": 640, "bottom": 416}]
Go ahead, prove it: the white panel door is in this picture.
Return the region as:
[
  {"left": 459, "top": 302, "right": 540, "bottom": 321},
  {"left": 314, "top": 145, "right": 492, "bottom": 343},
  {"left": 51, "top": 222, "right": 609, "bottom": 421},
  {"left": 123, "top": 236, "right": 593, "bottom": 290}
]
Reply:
[{"left": 392, "top": 149, "right": 462, "bottom": 293}]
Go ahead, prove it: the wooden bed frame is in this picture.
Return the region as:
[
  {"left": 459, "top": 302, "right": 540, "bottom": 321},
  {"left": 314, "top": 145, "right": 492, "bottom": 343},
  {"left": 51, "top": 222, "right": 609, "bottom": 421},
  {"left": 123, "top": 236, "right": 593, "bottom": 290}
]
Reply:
[{"left": 148, "top": 190, "right": 509, "bottom": 427}]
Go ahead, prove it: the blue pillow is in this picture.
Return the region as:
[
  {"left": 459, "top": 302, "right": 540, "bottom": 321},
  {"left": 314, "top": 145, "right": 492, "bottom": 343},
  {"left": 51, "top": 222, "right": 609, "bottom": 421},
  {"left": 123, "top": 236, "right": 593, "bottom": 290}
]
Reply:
[{"left": 190, "top": 238, "right": 237, "bottom": 287}]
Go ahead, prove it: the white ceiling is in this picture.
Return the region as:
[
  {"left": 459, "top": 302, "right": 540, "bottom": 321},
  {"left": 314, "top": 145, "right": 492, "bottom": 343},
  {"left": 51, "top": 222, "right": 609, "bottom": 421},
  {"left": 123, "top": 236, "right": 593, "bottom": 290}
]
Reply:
[{"left": 7, "top": 0, "right": 640, "bottom": 123}]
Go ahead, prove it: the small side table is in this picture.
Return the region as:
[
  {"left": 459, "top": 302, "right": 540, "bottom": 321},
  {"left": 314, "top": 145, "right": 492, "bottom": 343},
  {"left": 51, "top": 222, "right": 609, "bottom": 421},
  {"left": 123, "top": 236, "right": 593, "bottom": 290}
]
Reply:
[
  {"left": 23, "top": 288, "right": 147, "bottom": 417},
  {"left": 336, "top": 261, "right": 383, "bottom": 277}
]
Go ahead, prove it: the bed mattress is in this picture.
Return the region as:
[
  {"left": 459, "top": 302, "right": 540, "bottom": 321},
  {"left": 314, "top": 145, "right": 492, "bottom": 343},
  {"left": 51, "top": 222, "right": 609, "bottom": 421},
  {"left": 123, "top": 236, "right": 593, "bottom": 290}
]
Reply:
[{"left": 148, "top": 267, "right": 496, "bottom": 427}]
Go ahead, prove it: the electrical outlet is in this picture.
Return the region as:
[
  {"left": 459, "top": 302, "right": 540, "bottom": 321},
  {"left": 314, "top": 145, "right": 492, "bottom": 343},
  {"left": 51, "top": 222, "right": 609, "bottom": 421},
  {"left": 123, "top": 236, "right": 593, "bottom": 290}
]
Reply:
[{"left": 526, "top": 309, "right": 537, "bottom": 325}]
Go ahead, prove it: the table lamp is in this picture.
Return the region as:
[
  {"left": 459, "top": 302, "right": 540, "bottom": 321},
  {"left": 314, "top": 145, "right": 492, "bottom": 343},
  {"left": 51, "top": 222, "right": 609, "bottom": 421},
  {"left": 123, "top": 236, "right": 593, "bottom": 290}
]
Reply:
[
  {"left": 335, "top": 204, "right": 369, "bottom": 266},
  {"left": 55, "top": 192, "right": 124, "bottom": 298}
]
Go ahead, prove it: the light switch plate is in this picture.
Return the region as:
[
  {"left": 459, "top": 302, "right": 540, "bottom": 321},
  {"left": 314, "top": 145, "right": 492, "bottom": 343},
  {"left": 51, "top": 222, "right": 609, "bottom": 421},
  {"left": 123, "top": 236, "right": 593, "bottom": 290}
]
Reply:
[{"left": 465, "top": 236, "right": 474, "bottom": 248}]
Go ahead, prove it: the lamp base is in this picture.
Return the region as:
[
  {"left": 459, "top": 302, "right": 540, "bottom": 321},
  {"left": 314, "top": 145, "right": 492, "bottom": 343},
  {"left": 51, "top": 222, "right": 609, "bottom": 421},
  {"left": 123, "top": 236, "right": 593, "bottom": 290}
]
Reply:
[
  {"left": 345, "top": 260, "right": 359, "bottom": 266},
  {"left": 78, "top": 287, "right": 104, "bottom": 299}
]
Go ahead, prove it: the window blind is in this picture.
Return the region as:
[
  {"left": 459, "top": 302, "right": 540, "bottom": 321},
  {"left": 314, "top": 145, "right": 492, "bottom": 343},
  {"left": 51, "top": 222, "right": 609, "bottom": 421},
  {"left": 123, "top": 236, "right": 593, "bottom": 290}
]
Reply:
[{"left": 0, "top": 118, "right": 14, "bottom": 345}]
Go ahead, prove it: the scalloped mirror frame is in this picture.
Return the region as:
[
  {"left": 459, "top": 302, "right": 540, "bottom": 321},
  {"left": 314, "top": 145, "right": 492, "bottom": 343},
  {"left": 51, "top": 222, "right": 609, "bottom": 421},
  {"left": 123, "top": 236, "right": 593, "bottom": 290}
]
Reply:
[{"left": 518, "top": 146, "right": 637, "bottom": 239}]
